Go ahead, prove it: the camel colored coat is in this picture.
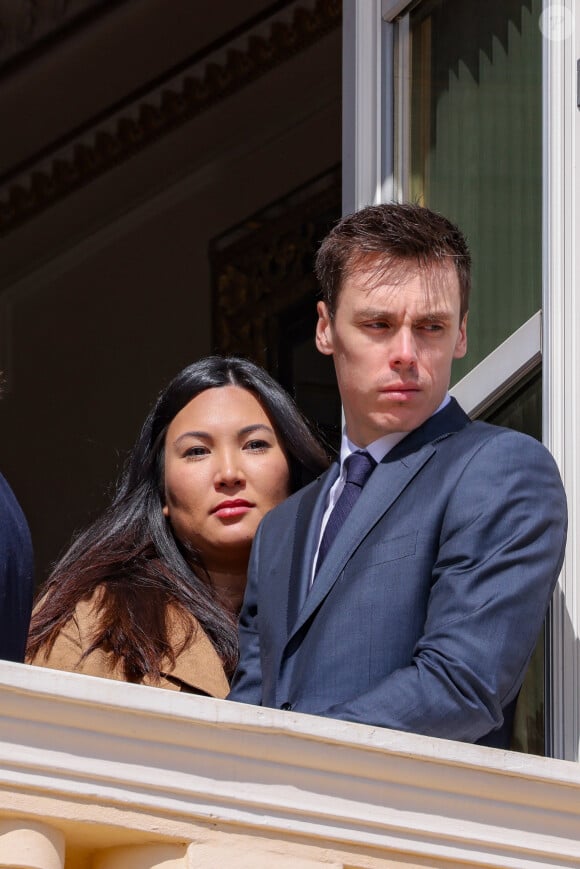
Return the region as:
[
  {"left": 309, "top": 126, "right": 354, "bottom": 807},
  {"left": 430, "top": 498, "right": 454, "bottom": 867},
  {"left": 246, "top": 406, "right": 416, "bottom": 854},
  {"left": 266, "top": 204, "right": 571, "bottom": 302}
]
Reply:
[{"left": 27, "top": 589, "right": 230, "bottom": 697}]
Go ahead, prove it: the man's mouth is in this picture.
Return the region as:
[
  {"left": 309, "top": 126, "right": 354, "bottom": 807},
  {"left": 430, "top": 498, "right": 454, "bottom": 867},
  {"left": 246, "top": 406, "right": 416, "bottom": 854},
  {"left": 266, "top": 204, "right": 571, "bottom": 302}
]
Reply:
[{"left": 381, "top": 384, "right": 420, "bottom": 398}]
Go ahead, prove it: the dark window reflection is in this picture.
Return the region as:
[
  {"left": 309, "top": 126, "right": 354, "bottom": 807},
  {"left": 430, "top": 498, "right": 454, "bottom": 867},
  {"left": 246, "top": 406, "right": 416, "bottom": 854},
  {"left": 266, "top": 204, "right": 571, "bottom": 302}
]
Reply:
[{"left": 481, "top": 369, "right": 545, "bottom": 755}]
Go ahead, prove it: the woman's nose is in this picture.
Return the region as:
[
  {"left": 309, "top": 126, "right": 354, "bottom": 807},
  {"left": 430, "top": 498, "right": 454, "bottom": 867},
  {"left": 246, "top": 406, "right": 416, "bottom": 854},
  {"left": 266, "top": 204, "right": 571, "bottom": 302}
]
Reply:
[{"left": 214, "top": 454, "right": 244, "bottom": 487}]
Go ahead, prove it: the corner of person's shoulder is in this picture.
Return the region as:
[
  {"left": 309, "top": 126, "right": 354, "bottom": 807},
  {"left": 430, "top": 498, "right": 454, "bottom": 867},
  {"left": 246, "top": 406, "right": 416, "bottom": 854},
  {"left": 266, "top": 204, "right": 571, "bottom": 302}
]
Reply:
[
  {"left": 163, "top": 611, "right": 230, "bottom": 697},
  {"left": 0, "top": 472, "right": 10, "bottom": 496},
  {"left": 165, "top": 602, "right": 203, "bottom": 643},
  {"left": 466, "top": 421, "right": 561, "bottom": 474},
  {"left": 470, "top": 420, "right": 543, "bottom": 451},
  {"left": 74, "top": 586, "right": 107, "bottom": 624},
  {"left": 264, "top": 474, "right": 325, "bottom": 523}
]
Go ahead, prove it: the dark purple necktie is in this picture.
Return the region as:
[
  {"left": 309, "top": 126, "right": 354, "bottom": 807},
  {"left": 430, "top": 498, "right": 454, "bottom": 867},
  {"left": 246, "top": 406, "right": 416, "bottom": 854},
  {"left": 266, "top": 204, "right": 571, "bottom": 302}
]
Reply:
[{"left": 315, "top": 450, "right": 376, "bottom": 574}]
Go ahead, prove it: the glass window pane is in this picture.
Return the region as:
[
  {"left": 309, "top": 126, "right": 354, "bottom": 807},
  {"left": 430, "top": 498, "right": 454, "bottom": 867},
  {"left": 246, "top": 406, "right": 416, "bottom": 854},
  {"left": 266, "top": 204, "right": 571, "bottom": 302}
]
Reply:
[
  {"left": 407, "top": 0, "right": 542, "bottom": 381},
  {"left": 481, "top": 369, "right": 545, "bottom": 754}
]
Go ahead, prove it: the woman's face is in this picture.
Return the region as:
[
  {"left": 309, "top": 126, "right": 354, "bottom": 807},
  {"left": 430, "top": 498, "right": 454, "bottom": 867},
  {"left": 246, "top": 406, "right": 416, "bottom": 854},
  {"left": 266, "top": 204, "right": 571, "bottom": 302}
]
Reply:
[{"left": 162, "top": 385, "right": 291, "bottom": 572}]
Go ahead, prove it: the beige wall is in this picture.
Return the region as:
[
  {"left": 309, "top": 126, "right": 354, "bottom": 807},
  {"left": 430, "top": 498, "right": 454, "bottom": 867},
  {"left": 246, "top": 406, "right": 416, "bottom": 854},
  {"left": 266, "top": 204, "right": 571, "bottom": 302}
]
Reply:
[{"left": 0, "top": 22, "right": 341, "bottom": 582}]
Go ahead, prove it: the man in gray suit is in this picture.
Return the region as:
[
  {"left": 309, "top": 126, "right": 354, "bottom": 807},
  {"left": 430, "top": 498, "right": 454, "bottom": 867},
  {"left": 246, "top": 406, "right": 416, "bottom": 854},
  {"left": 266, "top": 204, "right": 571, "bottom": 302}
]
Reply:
[{"left": 229, "top": 202, "right": 567, "bottom": 748}]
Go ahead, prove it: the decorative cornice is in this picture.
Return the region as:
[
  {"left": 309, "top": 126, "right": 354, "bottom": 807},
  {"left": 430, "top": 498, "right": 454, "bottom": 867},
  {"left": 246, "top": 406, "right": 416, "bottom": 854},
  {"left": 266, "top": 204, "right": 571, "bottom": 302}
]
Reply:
[
  {"left": 0, "top": 0, "right": 341, "bottom": 237},
  {"left": 211, "top": 166, "right": 341, "bottom": 370},
  {"left": 0, "top": 0, "right": 112, "bottom": 72}
]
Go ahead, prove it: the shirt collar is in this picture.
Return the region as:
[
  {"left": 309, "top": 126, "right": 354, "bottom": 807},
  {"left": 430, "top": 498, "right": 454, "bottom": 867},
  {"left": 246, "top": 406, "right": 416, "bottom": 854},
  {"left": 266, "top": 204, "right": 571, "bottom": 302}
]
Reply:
[{"left": 340, "top": 393, "right": 451, "bottom": 467}]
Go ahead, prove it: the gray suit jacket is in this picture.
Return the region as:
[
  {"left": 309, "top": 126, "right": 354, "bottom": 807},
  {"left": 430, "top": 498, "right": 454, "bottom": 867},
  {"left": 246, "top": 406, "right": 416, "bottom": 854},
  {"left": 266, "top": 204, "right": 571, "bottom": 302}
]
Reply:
[{"left": 229, "top": 399, "right": 567, "bottom": 747}]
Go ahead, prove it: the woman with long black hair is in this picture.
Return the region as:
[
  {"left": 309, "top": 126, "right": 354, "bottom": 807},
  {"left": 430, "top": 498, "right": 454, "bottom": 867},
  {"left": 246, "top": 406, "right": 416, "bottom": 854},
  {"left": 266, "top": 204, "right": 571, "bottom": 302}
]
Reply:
[{"left": 27, "top": 355, "right": 328, "bottom": 695}]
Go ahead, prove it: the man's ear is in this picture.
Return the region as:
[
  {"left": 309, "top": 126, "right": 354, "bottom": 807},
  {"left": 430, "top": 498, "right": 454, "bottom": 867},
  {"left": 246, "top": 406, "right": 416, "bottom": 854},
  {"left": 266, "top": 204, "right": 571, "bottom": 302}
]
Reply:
[
  {"left": 315, "top": 301, "right": 334, "bottom": 356},
  {"left": 162, "top": 504, "right": 169, "bottom": 518},
  {"left": 453, "top": 312, "right": 468, "bottom": 359}
]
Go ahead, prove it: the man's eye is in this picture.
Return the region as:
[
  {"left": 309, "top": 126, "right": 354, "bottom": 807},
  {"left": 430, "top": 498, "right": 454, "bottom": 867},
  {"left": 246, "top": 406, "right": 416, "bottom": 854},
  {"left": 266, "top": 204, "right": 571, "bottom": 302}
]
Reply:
[
  {"left": 365, "top": 321, "right": 389, "bottom": 329},
  {"left": 421, "top": 323, "right": 444, "bottom": 332}
]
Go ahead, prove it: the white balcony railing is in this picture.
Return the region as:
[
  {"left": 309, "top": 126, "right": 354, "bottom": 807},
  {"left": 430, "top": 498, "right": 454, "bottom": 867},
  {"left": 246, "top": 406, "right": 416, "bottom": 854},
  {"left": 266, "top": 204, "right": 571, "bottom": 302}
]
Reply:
[{"left": 0, "top": 661, "right": 579, "bottom": 868}]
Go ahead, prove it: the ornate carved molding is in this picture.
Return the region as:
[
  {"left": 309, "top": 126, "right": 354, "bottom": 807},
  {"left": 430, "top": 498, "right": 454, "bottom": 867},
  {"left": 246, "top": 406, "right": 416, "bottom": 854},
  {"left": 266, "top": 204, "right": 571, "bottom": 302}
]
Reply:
[
  {"left": 0, "top": 0, "right": 341, "bottom": 237},
  {"left": 0, "top": 0, "right": 113, "bottom": 71},
  {"left": 211, "top": 165, "right": 341, "bottom": 371},
  {"left": 211, "top": 166, "right": 342, "bottom": 447}
]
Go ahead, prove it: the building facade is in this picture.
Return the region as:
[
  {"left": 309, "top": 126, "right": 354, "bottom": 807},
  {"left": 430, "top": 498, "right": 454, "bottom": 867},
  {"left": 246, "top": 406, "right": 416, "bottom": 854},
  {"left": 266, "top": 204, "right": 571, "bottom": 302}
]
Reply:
[{"left": 0, "top": 1, "right": 579, "bottom": 865}]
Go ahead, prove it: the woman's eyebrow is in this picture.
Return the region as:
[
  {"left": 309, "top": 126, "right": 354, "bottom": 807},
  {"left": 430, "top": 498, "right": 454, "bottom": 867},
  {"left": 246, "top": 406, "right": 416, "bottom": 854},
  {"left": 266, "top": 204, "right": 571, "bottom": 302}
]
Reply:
[
  {"left": 172, "top": 423, "right": 274, "bottom": 446},
  {"left": 173, "top": 430, "right": 211, "bottom": 445},
  {"left": 238, "top": 424, "right": 274, "bottom": 436}
]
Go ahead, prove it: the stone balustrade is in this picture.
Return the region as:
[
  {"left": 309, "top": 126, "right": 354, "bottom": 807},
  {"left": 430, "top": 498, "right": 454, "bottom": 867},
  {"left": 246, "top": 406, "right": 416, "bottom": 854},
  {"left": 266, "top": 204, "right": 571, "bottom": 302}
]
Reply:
[{"left": 0, "top": 661, "right": 579, "bottom": 868}]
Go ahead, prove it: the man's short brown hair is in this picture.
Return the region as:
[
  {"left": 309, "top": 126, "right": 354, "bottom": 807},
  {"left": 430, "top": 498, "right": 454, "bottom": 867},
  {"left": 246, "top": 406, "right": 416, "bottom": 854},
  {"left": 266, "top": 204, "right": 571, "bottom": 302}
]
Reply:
[{"left": 314, "top": 202, "right": 471, "bottom": 319}]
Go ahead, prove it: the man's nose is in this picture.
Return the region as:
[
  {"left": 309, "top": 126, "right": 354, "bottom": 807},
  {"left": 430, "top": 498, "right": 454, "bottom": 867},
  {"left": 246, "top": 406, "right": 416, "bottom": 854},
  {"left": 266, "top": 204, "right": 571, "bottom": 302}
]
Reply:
[{"left": 389, "top": 327, "right": 417, "bottom": 368}]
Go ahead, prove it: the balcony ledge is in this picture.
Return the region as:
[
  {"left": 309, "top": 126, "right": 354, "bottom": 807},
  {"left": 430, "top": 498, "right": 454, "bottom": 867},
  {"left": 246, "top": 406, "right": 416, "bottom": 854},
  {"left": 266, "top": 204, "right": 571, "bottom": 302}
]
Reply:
[{"left": 0, "top": 660, "right": 579, "bottom": 868}]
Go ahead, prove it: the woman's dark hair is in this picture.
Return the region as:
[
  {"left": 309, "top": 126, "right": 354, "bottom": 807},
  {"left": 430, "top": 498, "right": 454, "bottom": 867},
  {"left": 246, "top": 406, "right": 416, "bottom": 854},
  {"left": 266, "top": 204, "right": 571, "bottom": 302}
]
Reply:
[{"left": 27, "top": 355, "right": 329, "bottom": 682}]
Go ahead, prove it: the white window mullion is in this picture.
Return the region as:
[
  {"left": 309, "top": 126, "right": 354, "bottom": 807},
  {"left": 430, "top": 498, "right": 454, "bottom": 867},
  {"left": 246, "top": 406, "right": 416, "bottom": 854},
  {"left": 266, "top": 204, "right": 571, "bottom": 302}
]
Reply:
[
  {"left": 381, "top": 0, "right": 412, "bottom": 21},
  {"left": 342, "top": 0, "right": 393, "bottom": 214},
  {"left": 543, "top": 0, "right": 580, "bottom": 762}
]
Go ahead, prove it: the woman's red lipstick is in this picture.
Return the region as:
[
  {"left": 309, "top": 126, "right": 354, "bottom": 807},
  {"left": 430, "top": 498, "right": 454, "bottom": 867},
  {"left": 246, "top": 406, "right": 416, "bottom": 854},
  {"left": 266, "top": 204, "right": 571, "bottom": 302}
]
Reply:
[{"left": 212, "top": 499, "right": 253, "bottom": 518}]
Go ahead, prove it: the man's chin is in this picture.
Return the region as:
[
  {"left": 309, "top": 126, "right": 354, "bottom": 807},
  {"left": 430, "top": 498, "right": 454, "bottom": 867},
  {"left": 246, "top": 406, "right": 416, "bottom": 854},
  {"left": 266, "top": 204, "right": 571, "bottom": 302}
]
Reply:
[{"left": 370, "top": 408, "right": 430, "bottom": 437}]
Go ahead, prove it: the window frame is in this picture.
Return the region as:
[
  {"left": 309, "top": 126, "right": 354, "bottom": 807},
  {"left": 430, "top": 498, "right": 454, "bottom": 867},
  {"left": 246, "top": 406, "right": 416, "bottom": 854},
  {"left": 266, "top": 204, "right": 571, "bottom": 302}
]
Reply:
[
  {"left": 450, "top": 312, "right": 541, "bottom": 418},
  {"left": 344, "top": 0, "right": 579, "bottom": 760},
  {"left": 542, "top": 0, "right": 579, "bottom": 762}
]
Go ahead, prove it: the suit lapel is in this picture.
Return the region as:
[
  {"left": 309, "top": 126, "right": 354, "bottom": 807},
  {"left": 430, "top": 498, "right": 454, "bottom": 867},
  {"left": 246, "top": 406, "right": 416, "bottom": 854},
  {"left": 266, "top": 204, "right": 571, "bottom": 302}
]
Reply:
[
  {"left": 285, "top": 464, "right": 339, "bottom": 635},
  {"left": 289, "top": 445, "right": 435, "bottom": 637},
  {"left": 287, "top": 398, "right": 470, "bottom": 640}
]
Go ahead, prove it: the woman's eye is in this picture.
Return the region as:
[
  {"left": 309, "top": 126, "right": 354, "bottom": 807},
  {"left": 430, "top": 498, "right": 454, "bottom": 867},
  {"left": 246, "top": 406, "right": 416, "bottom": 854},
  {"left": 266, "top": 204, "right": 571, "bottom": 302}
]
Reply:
[
  {"left": 244, "top": 440, "right": 269, "bottom": 452},
  {"left": 184, "top": 446, "right": 209, "bottom": 458}
]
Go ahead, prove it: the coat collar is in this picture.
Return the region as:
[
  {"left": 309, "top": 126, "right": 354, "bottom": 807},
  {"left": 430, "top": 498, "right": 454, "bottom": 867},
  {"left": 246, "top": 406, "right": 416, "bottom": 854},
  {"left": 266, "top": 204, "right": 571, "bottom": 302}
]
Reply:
[
  {"left": 384, "top": 396, "right": 470, "bottom": 463},
  {"left": 156, "top": 606, "right": 230, "bottom": 697}
]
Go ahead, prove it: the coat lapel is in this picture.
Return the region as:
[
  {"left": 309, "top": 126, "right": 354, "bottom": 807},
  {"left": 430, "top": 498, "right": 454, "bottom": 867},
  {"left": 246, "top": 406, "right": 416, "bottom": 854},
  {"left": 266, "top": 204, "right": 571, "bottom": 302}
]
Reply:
[
  {"left": 289, "top": 445, "right": 435, "bottom": 637},
  {"left": 285, "top": 464, "right": 339, "bottom": 634},
  {"left": 287, "top": 398, "right": 470, "bottom": 640}
]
